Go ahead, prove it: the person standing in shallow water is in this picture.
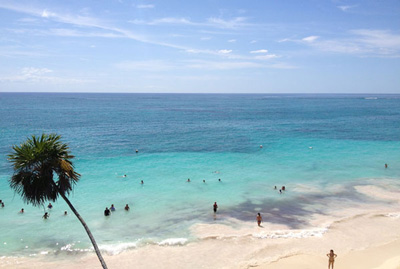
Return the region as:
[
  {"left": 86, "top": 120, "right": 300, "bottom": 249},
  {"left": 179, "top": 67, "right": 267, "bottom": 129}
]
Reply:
[
  {"left": 213, "top": 202, "right": 218, "bottom": 213},
  {"left": 104, "top": 207, "right": 111, "bottom": 216},
  {"left": 327, "top": 249, "right": 337, "bottom": 269},
  {"left": 256, "top": 213, "right": 262, "bottom": 227}
]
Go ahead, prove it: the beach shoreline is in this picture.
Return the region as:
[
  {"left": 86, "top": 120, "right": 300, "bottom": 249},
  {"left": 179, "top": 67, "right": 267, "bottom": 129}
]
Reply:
[
  {"left": 2, "top": 225, "right": 400, "bottom": 269},
  {"left": 2, "top": 183, "right": 400, "bottom": 269}
]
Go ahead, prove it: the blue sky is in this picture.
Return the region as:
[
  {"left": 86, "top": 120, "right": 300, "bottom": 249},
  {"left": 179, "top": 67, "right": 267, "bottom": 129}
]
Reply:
[{"left": 0, "top": 0, "right": 399, "bottom": 93}]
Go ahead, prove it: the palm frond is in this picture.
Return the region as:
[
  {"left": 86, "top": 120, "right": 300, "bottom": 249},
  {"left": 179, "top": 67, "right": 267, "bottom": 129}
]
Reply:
[{"left": 8, "top": 133, "right": 80, "bottom": 206}]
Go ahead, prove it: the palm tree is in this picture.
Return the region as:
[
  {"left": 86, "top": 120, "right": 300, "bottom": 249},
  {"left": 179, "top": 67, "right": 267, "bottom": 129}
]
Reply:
[{"left": 8, "top": 134, "right": 108, "bottom": 269}]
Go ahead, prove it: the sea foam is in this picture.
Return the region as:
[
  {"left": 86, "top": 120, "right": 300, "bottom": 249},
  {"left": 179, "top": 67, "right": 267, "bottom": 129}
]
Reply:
[{"left": 253, "top": 228, "right": 327, "bottom": 239}]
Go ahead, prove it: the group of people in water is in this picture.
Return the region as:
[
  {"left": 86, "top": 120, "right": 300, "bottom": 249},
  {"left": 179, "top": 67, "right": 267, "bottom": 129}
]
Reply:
[
  {"left": 274, "top": 185, "right": 286, "bottom": 194},
  {"left": 104, "top": 203, "right": 130, "bottom": 216},
  {"left": 11, "top": 202, "right": 68, "bottom": 219},
  {"left": 187, "top": 178, "right": 222, "bottom": 183}
]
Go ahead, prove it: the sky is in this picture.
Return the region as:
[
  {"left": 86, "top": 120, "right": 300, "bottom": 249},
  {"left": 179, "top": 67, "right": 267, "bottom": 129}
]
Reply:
[{"left": 0, "top": 0, "right": 399, "bottom": 93}]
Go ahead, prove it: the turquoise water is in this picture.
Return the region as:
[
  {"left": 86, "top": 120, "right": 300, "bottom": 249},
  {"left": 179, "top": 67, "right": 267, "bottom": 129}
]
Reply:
[{"left": 0, "top": 93, "right": 399, "bottom": 256}]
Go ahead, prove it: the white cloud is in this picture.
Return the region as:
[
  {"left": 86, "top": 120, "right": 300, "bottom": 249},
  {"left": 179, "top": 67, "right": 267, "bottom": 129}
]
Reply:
[
  {"left": 185, "top": 60, "right": 263, "bottom": 70},
  {"left": 41, "top": 9, "right": 55, "bottom": 18},
  {"left": 218, "top": 49, "right": 232, "bottom": 54},
  {"left": 114, "top": 59, "right": 289, "bottom": 72},
  {"left": 250, "top": 49, "right": 268, "bottom": 54},
  {"left": 147, "top": 17, "right": 193, "bottom": 25},
  {"left": 297, "top": 30, "right": 400, "bottom": 57},
  {"left": 184, "top": 60, "right": 292, "bottom": 70},
  {"left": 23, "top": 67, "right": 52, "bottom": 76},
  {"left": 351, "top": 29, "right": 400, "bottom": 49},
  {"left": 0, "top": 67, "right": 91, "bottom": 83},
  {"left": 228, "top": 39, "right": 236, "bottom": 43},
  {"left": 129, "top": 16, "right": 250, "bottom": 29},
  {"left": 302, "top": 36, "right": 319, "bottom": 42},
  {"left": 250, "top": 40, "right": 257, "bottom": 44},
  {"left": 137, "top": 4, "right": 154, "bottom": 9},
  {"left": 249, "top": 49, "right": 278, "bottom": 60},
  {"left": 0, "top": 3, "right": 192, "bottom": 51},
  {"left": 114, "top": 60, "right": 176, "bottom": 71},
  {"left": 207, "top": 17, "right": 248, "bottom": 29},
  {"left": 278, "top": 38, "right": 290, "bottom": 43},
  {"left": 254, "top": 54, "right": 278, "bottom": 60},
  {"left": 0, "top": 2, "right": 286, "bottom": 64},
  {"left": 49, "top": 28, "right": 124, "bottom": 38},
  {"left": 337, "top": 5, "right": 357, "bottom": 12}
]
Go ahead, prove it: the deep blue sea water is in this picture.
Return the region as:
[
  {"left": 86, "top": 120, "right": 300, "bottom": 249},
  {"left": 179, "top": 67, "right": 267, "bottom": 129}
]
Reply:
[{"left": 0, "top": 93, "right": 399, "bottom": 257}]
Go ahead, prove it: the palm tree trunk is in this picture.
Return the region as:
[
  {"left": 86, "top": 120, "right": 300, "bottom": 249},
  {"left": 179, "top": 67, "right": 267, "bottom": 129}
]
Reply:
[{"left": 59, "top": 191, "right": 108, "bottom": 269}]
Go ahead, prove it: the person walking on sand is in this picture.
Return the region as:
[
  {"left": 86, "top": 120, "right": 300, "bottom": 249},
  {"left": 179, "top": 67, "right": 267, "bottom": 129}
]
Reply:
[
  {"left": 213, "top": 202, "right": 218, "bottom": 213},
  {"left": 327, "top": 249, "right": 337, "bottom": 269},
  {"left": 256, "top": 213, "right": 262, "bottom": 227}
]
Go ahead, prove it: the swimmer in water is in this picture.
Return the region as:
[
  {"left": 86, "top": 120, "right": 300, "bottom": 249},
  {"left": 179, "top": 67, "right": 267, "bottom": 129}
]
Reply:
[
  {"left": 385, "top": 163, "right": 388, "bottom": 168},
  {"left": 124, "top": 204, "right": 130, "bottom": 211},
  {"left": 218, "top": 178, "right": 221, "bottom": 182},
  {"left": 47, "top": 203, "right": 53, "bottom": 209},
  {"left": 110, "top": 204, "right": 116, "bottom": 211},
  {"left": 260, "top": 145, "right": 263, "bottom": 148},
  {"left": 43, "top": 212, "right": 49, "bottom": 219},
  {"left": 64, "top": 211, "right": 67, "bottom": 215},
  {"left": 187, "top": 178, "right": 191, "bottom": 182},
  {"left": 123, "top": 174, "right": 127, "bottom": 178},
  {"left": 213, "top": 202, "right": 218, "bottom": 213},
  {"left": 135, "top": 149, "right": 139, "bottom": 153},
  {"left": 203, "top": 179, "right": 206, "bottom": 183},
  {"left": 19, "top": 208, "right": 24, "bottom": 214},
  {"left": 141, "top": 180, "right": 144, "bottom": 184}
]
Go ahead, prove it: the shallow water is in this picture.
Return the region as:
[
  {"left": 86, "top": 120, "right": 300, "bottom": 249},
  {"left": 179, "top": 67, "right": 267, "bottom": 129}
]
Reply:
[{"left": 0, "top": 93, "right": 399, "bottom": 257}]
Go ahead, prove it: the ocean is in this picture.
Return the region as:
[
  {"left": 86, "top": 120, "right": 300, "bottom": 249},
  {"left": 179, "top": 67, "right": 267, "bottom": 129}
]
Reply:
[{"left": 0, "top": 93, "right": 399, "bottom": 258}]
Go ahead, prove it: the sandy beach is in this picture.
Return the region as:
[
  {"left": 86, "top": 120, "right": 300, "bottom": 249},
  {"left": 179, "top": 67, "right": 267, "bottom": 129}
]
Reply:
[{"left": 2, "top": 183, "right": 400, "bottom": 269}]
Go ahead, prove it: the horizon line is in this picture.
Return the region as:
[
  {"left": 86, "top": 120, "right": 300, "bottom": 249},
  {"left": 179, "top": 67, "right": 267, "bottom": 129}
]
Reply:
[{"left": 1, "top": 92, "right": 399, "bottom": 95}]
